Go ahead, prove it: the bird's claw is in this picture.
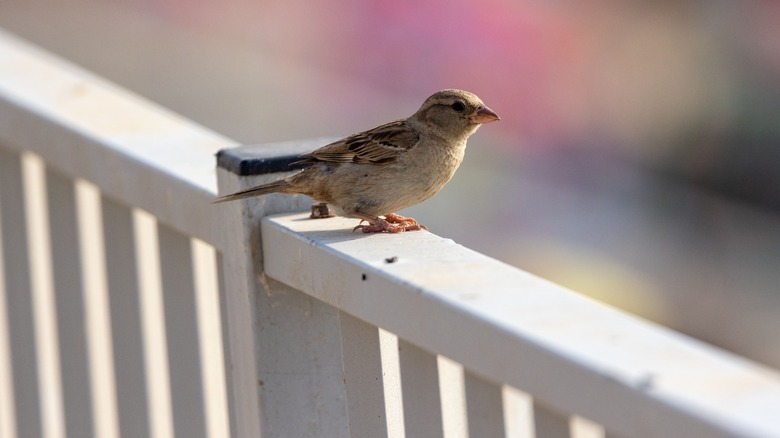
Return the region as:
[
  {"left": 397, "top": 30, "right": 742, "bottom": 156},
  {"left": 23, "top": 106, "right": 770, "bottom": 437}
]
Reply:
[
  {"left": 383, "top": 213, "right": 427, "bottom": 230},
  {"left": 352, "top": 213, "right": 428, "bottom": 234}
]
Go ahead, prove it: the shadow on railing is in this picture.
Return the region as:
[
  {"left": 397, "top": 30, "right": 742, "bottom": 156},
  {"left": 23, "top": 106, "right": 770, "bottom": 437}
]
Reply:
[{"left": 2, "top": 29, "right": 780, "bottom": 438}]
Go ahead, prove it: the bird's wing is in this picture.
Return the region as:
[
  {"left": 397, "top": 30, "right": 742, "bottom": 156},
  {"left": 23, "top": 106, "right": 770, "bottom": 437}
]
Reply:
[{"left": 291, "top": 120, "right": 420, "bottom": 166}]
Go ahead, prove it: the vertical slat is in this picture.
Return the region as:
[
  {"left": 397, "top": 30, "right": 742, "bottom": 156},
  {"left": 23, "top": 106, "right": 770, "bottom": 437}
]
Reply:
[
  {"left": 438, "top": 357, "right": 468, "bottom": 438},
  {"left": 503, "top": 386, "right": 534, "bottom": 438},
  {"left": 192, "top": 240, "right": 229, "bottom": 438},
  {"left": 0, "top": 216, "right": 17, "bottom": 438},
  {"left": 464, "top": 370, "right": 505, "bottom": 438},
  {"left": 77, "top": 181, "right": 119, "bottom": 438},
  {"left": 158, "top": 223, "right": 206, "bottom": 438},
  {"left": 398, "top": 339, "right": 444, "bottom": 437},
  {"left": 378, "top": 330, "right": 403, "bottom": 438},
  {"left": 133, "top": 209, "right": 174, "bottom": 438},
  {"left": 47, "top": 169, "right": 94, "bottom": 438},
  {"left": 571, "top": 416, "right": 604, "bottom": 438},
  {"left": 533, "top": 400, "right": 570, "bottom": 438},
  {"left": 102, "top": 196, "right": 150, "bottom": 438},
  {"left": 25, "top": 154, "right": 68, "bottom": 438},
  {"left": 0, "top": 149, "right": 42, "bottom": 438},
  {"left": 340, "top": 312, "right": 388, "bottom": 438}
]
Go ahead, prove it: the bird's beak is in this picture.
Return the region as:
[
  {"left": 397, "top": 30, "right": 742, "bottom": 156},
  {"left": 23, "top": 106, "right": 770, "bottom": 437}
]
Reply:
[{"left": 470, "top": 106, "right": 500, "bottom": 124}]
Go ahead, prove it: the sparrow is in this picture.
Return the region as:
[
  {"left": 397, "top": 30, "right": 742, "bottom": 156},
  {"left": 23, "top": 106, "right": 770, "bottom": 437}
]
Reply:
[{"left": 214, "top": 89, "right": 500, "bottom": 233}]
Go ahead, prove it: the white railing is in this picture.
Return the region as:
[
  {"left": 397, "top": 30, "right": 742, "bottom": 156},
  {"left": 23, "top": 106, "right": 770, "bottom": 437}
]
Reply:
[{"left": 2, "top": 29, "right": 780, "bottom": 438}]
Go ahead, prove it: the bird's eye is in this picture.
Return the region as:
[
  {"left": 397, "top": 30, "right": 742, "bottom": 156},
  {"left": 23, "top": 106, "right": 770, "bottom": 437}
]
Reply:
[{"left": 451, "top": 101, "right": 466, "bottom": 112}]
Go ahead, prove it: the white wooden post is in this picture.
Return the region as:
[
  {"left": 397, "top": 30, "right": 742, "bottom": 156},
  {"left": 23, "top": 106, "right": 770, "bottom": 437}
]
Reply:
[{"left": 216, "top": 140, "right": 351, "bottom": 438}]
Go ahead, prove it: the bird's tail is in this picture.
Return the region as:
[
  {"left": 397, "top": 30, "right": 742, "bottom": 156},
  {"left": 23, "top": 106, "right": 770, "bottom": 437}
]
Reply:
[{"left": 212, "top": 179, "right": 291, "bottom": 203}]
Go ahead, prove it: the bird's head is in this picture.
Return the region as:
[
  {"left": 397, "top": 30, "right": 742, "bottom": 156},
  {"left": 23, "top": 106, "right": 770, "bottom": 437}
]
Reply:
[{"left": 411, "top": 89, "right": 500, "bottom": 141}]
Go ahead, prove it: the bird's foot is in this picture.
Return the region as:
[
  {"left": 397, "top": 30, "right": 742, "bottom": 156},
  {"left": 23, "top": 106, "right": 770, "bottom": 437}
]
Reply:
[
  {"left": 384, "top": 213, "right": 428, "bottom": 230},
  {"left": 352, "top": 213, "right": 428, "bottom": 233},
  {"left": 352, "top": 219, "right": 420, "bottom": 233}
]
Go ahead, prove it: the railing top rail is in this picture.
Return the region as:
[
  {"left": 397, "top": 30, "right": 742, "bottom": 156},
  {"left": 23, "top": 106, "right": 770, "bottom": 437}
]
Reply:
[
  {"left": 0, "top": 29, "right": 233, "bottom": 246},
  {"left": 261, "top": 212, "right": 780, "bottom": 438}
]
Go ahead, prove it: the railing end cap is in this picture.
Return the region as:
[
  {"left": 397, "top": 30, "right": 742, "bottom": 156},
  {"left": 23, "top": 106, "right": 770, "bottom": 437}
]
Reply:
[{"left": 216, "top": 138, "right": 336, "bottom": 176}]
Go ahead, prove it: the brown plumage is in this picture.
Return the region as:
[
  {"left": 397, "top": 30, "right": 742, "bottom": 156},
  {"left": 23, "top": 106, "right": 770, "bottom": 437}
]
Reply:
[{"left": 215, "top": 89, "right": 499, "bottom": 233}]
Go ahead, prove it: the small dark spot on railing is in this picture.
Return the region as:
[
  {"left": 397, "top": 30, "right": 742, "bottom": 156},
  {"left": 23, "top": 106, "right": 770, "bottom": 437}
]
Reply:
[
  {"left": 385, "top": 256, "right": 398, "bottom": 264},
  {"left": 636, "top": 373, "right": 655, "bottom": 391},
  {"left": 362, "top": 273, "right": 367, "bottom": 281}
]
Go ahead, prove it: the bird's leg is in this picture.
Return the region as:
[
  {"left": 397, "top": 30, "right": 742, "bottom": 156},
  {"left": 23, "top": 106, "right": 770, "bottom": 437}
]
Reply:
[
  {"left": 383, "top": 213, "right": 427, "bottom": 230},
  {"left": 310, "top": 203, "right": 334, "bottom": 219},
  {"left": 351, "top": 212, "right": 425, "bottom": 233}
]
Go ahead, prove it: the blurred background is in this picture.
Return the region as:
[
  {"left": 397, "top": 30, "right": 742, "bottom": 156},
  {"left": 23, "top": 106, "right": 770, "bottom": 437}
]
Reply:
[{"left": 2, "top": 0, "right": 779, "bottom": 369}]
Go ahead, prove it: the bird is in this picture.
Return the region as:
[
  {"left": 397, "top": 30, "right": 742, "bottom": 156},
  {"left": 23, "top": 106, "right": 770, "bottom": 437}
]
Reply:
[{"left": 214, "top": 89, "right": 500, "bottom": 233}]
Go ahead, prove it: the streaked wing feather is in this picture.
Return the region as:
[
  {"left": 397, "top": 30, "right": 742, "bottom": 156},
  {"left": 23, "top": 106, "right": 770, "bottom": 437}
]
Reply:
[{"left": 291, "top": 120, "right": 419, "bottom": 166}]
